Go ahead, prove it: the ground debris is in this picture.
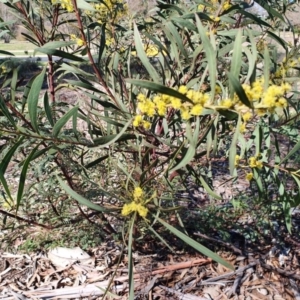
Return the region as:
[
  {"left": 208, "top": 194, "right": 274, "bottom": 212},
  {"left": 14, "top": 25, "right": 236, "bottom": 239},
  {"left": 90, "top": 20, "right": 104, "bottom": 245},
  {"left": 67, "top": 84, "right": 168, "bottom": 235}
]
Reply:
[{"left": 0, "top": 241, "right": 298, "bottom": 299}]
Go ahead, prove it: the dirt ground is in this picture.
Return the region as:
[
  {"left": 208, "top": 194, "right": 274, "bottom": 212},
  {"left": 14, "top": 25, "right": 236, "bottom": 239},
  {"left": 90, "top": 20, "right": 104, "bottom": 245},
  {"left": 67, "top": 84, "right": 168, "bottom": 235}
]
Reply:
[{"left": 286, "top": 4, "right": 300, "bottom": 27}]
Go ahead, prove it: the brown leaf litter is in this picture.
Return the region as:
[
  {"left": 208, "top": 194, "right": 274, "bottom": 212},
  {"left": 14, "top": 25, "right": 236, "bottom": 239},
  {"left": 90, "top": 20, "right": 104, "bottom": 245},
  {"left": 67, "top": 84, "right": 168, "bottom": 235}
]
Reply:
[{"left": 0, "top": 241, "right": 299, "bottom": 300}]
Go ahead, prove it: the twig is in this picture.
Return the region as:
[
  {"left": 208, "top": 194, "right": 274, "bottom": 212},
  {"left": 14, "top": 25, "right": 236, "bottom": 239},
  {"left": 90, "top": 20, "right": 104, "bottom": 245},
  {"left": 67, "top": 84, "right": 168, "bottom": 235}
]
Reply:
[
  {"left": 289, "top": 279, "right": 300, "bottom": 300},
  {"left": 227, "top": 260, "right": 250, "bottom": 298},
  {"left": 158, "top": 285, "right": 207, "bottom": 300},
  {"left": 200, "top": 262, "right": 257, "bottom": 284},
  {"left": 71, "top": 0, "right": 118, "bottom": 107},
  {"left": 0, "top": 209, "right": 52, "bottom": 230},
  {"left": 259, "top": 259, "right": 300, "bottom": 280},
  {"left": 118, "top": 258, "right": 211, "bottom": 276}
]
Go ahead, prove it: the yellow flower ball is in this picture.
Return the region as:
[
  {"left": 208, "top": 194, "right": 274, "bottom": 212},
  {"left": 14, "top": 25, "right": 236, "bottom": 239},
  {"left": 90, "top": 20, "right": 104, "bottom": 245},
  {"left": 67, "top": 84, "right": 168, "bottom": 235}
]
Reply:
[
  {"left": 170, "top": 97, "right": 182, "bottom": 109},
  {"left": 248, "top": 157, "right": 257, "bottom": 168},
  {"left": 190, "top": 104, "right": 203, "bottom": 116},
  {"left": 242, "top": 111, "right": 252, "bottom": 122},
  {"left": 246, "top": 173, "right": 253, "bottom": 181},
  {"left": 133, "top": 186, "right": 143, "bottom": 201},
  {"left": 143, "top": 121, "right": 151, "bottom": 130},
  {"left": 178, "top": 85, "right": 188, "bottom": 95},
  {"left": 133, "top": 115, "right": 143, "bottom": 127}
]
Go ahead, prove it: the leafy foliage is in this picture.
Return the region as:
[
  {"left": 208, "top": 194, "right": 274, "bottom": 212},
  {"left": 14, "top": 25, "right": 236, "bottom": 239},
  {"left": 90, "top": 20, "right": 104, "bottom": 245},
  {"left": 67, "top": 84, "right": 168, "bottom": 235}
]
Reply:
[{"left": 0, "top": 0, "right": 300, "bottom": 295}]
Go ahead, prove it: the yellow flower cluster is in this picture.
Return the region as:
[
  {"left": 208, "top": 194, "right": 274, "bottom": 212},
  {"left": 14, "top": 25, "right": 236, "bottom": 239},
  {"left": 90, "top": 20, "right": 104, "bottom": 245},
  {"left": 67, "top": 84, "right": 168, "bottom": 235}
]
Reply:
[
  {"left": 131, "top": 44, "right": 160, "bottom": 58},
  {"left": 223, "top": 1, "right": 231, "bottom": 10},
  {"left": 133, "top": 86, "right": 209, "bottom": 128},
  {"left": 198, "top": 0, "right": 218, "bottom": 13},
  {"left": 210, "top": 16, "right": 220, "bottom": 22},
  {"left": 133, "top": 115, "right": 151, "bottom": 129},
  {"left": 219, "top": 78, "right": 290, "bottom": 132},
  {"left": 90, "top": 0, "right": 128, "bottom": 24},
  {"left": 274, "top": 57, "right": 300, "bottom": 79},
  {"left": 260, "top": 84, "right": 290, "bottom": 112},
  {"left": 1, "top": 65, "right": 7, "bottom": 74},
  {"left": 70, "top": 34, "right": 85, "bottom": 47},
  {"left": 256, "top": 40, "right": 266, "bottom": 52},
  {"left": 235, "top": 155, "right": 257, "bottom": 181},
  {"left": 248, "top": 156, "right": 263, "bottom": 169},
  {"left": 246, "top": 172, "right": 253, "bottom": 181},
  {"left": 105, "top": 37, "right": 114, "bottom": 47},
  {"left": 121, "top": 187, "right": 148, "bottom": 218},
  {"left": 198, "top": 0, "right": 230, "bottom": 14},
  {"left": 51, "top": 0, "right": 73, "bottom": 12}
]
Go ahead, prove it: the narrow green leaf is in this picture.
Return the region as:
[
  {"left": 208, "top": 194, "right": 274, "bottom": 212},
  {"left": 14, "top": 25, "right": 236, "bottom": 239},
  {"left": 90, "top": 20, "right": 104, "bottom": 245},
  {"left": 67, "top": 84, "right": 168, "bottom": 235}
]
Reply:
[
  {"left": 280, "top": 138, "right": 300, "bottom": 164},
  {"left": 157, "top": 218, "right": 234, "bottom": 270},
  {"left": 66, "top": 78, "right": 103, "bottom": 92},
  {"left": 163, "top": 25, "right": 182, "bottom": 70},
  {"left": 227, "top": 73, "right": 252, "bottom": 108},
  {"left": 253, "top": 168, "right": 264, "bottom": 199},
  {"left": 85, "top": 155, "right": 109, "bottom": 169},
  {"left": 72, "top": 107, "right": 78, "bottom": 136},
  {"left": 266, "top": 31, "right": 288, "bottom": 52},
  {"left": 183, "top": 12, "right": 214, "bottom": 22},
  {"left": 22, "top": 73, "right": 39, "bottom": 113},
  {"left": 0, "top": 50, "right": 14, "bottom": 56},
  {"left": 16, "top": 145, "right": 39, "bottom": 211},
  {"left": 199, "top": 176, "right": 222, "bottom": 200},
  {"left": 89, "top": 112, "right": 125, "bottom": 127},
  {"left": 195, "top": 14, "right": 216, "bottom": 101},
  {"left": 98, "top": 22, "right": 106, "bottom": 63},
  {"left": 229, "top": 115, "right": 241, "bottom": 175},
  {"left": 10, "top": 68, "right": 18, "bottom": 104},
  {"left": 28, "top": 66, "right": 47, "bottom": 132},
  {"left": 167, "top": 21, "right": 188, "bottom": 59},
  {"left": 170, "top": 143, "right": 195, "bottom": 173},
  {"left": 34, "top": 48, "right": 85, "bottom": 62},
  {"left": 128, "top": 215, "right": 136, "bottom": 300},
  {"left": 19, "top": 146, "right": 51, "bottom": 166},
  {"left": 0, "top": 30, "right": 9, "bottom": 39},
  {"left": 0, "top": 137, "right": 24, "bottom": 201},
  {"left": 38, "top": 41, "right": 75, "bottom": 49},
  {"left": 260, "top": 2, "right": 284, "bottom": 21},
  {"left": 263, "top": 46, "right": 270, "bottom": 91},
  {"left": 244, "top": 29, "right": 257, "bottom": 83},
  {"left": 253, "top": 124, "right": 262, "bottom": 156},
  {"left": 0, "top": 96, "right": 16, "bottom": 127},
  {"left": 91, "top": 132, "right": 135, "bottom": 149},
  {"left": 230, "top": 29, "right": 242, "bottom": 98},
  {"left": 240, "top": 10, "right": 271, "bottom": 28},
  {"left": 0, "top": 20, "right": 17, "bottom": 27},
  {"left": 282, "top": 197, "right": 292, "bottom": 234},
  {"left": 57, "top": 176, "right": 117, "bottom": 212},
  {"left": 58, "top": 64, "right": 95, "bottom": 79},
  {"left": 52, "top": 106, "right": 78, "bottom": 137},
  {"left": 230, "top": 29, "right": 242, "bottom": 78},
  {"left": 0, "top": 137, "right": 24, "bottom": 175},
  {"left": 147, "top": 224, "right": 174, "bottom": 252},
  {"left": 133, "top": 23, "right": 160, "bottom": 83},
  {"left": 43, "top": 92, "right": 54, "bottom": 127},
  {"left": 0, "top": 173, "right": 13, "bottom": 203},
  {"left": 82, "top": 92, "right": 118, "bottom": 109},
  {"left": 127, "top": 79, "right": 191, "bottom": 103}
]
